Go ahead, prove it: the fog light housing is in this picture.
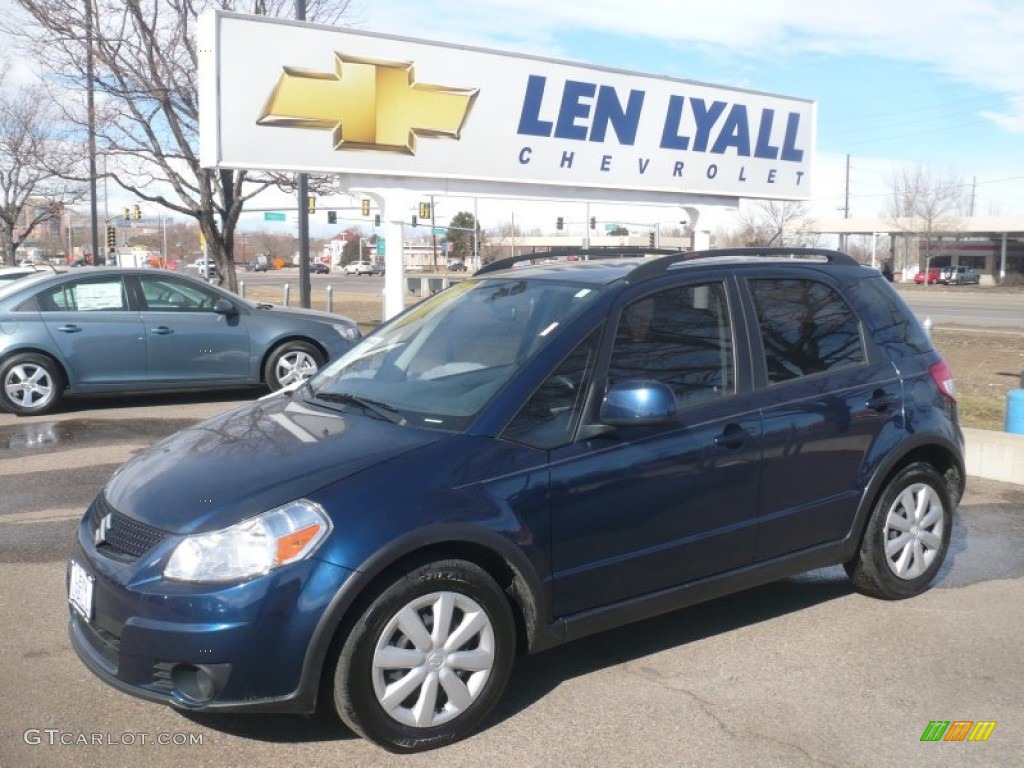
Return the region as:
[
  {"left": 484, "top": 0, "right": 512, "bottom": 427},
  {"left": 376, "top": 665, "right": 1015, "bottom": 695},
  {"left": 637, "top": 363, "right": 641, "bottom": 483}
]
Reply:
[{"left": 170, "top": 663, "right": 230, "bottom": 704}]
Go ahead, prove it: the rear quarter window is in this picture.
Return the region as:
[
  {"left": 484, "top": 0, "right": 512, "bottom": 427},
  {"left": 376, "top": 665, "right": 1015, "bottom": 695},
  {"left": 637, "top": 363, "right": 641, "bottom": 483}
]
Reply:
[
  {"left": 847, "top": 275, "right": 932, "bottom": 359},
  {"left": 749, "top": 277, "right": 865, "bottom": 383}
]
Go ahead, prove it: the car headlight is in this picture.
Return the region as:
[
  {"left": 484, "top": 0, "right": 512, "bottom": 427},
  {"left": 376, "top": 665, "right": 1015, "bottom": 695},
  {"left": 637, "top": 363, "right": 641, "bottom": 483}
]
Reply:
[
  {"left": 164, "top": 500, "right": 331, "bottom": 583},
  {"left": 333, "top": 323, "right": 361, "bottom": 342}
]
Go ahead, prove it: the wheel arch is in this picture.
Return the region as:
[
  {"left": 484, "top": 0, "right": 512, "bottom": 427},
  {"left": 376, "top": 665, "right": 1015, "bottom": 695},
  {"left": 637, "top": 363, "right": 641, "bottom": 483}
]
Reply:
[
  {"left": 0, "top": 347, "right": 72, "bottom": 389},
  {"left": 304, "top": 528, "right": 555, "bottom": 714},
  {"left": 845, "top": 438, "right": 965, "bottom": 561}
]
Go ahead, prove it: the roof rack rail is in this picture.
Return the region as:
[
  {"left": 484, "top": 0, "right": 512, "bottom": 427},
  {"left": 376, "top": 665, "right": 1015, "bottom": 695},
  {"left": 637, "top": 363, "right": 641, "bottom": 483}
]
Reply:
[
  {"left": 475, "top": 246, "right": 682, "bottom": 276},
  {"left": 625, "top": 247, "right": 860, "bottom": 282}
]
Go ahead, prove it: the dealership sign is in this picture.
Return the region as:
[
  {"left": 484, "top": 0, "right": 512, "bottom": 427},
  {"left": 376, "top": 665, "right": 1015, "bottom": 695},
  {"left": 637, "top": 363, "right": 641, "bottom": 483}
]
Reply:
[{"left": 199, "top": 11, "right": 815, "bottom": 200}]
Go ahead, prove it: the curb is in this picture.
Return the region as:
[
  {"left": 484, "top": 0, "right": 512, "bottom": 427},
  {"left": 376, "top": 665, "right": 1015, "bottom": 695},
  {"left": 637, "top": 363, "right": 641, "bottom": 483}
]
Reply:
[{"left": 963, "top": 427, "right": 1024, "bottom": 485}]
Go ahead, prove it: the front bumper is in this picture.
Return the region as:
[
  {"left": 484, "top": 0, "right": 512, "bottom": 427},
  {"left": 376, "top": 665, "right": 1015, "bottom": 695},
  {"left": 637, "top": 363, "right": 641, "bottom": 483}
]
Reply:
[{"left": 67, "top": 519, "right": 353, "bottom": 713}]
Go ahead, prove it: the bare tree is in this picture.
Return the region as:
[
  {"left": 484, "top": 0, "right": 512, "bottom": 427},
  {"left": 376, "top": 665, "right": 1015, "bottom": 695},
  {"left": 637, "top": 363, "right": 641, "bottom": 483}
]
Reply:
[
  {"left": 733, "top": 199, "right": 818, "bottom": 247},
  {"left": 0, "top": 79, "right": 87, "bottom": 265},
  {"left": 7, "top": 0, "right": 351, "bottom": 289},
  {"left": 886, "top": 166, "right": 966, "bottom": 276}
]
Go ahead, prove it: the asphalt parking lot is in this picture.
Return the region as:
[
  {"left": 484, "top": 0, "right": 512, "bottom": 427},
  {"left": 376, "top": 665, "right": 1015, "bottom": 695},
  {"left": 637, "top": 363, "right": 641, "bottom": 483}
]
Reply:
[{"left": 1, "top": 393, "right": 1022, "bottom": 767}]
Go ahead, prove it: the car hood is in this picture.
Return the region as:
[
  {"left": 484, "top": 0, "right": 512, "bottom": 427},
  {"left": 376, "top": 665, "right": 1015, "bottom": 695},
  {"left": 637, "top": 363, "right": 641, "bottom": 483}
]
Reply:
[
  {"left": 103, "top": 393, "right": 442, "bottom": 534},
  {"left": 254, "top": 303, "right": 357, "bottom": 327}
]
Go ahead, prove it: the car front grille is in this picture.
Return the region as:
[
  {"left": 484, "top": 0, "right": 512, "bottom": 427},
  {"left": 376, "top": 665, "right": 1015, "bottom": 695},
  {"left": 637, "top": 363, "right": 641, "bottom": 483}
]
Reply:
[{"left": 88, "top": 493, "right": 169, "bottom": 562}]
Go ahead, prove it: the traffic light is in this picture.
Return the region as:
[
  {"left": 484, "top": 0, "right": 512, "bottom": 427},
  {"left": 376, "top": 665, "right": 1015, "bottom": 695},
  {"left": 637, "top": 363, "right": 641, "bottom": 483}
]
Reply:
[
  {"left": 411, "top": 215, "right": 418, "bottom": 227},
  {"left": 123, "top": 207, "right": 130, "bottom": 222},
  {"left": 133, "top": 204, "right": 141, "bottom": 221},
  {"left": 308, "top": 196, "right": 316, "bottom": 214},
  {"left": 361, "top": 198, "right": 370, "bottom": 216},
  {"left": 419, "top": 202, "right": 431, "bottom": 219},
  {"left": 327, "top": 211, "right": 337, "bottom": 224},
  {"left": 590, "top": 216, "right": 596, "bottom": 230},
  {"left": 374, "top": 214, "right": 381, "bottom": 227},
  {"left": 556, "top": 216, "right": 564, "bottom": 230},
  {"left": 648, "top": 231, "right": 656, "bottom": 247},
  {"left": 106, "top": 225, "right": 116, "bottom": 249}
]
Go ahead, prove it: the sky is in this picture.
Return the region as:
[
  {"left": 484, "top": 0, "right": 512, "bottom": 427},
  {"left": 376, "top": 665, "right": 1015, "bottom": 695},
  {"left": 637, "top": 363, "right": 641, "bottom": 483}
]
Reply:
[
  {"left": 340, "top": 0, "right": 1024, "bottom": 231},
  {"left": 2, "top": 0, "right": 1023, "bottom": 239}
]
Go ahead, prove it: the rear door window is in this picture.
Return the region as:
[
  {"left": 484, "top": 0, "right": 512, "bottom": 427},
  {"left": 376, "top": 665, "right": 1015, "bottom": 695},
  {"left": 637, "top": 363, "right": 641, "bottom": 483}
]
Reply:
[{"left": 748, "top": 278, "right": 864, "bottom": 383}]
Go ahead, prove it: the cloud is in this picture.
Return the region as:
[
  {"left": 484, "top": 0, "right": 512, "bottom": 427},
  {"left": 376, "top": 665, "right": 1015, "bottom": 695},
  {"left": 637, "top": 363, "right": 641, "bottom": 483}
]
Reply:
[{"left": 354, "top": 0, "right": 1024, "bottom": 106}]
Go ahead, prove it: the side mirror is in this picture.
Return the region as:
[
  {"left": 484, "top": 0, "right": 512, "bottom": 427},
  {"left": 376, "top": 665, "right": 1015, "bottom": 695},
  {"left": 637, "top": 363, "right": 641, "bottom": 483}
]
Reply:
[
  {"left": 213, "top": 298, "right": 237, "bottom": 316},
  {"left": 599, "top": 379, "right": 677, "bottom": 426}
]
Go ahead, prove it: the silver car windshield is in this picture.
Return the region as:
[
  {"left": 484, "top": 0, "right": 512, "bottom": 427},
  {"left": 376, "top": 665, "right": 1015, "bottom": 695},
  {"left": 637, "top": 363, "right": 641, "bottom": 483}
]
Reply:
[{"left": 308, "top": 278, "right": 603, "bottom": 430}]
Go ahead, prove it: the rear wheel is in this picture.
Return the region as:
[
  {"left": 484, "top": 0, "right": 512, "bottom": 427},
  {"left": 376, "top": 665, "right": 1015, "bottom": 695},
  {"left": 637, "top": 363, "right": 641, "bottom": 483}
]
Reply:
[
  {"left": 332, "top": 560, "right": 515, "bottom": 752},
  {"left": 0, "top": 353, "right": 65, "bottom": 415},
  {"left": 845, "top": 462, "right": 952, "bottom": 599}
]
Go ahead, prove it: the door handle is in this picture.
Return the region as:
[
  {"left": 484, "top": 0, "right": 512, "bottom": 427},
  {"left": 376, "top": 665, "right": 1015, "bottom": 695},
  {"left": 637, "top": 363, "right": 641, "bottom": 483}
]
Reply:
[
  {"left": 713, "top": 424, "right": 755, "bottom": 449},
  {"left": 866, "top": 391, "right": 899, "bottom": 412},
  {"left": 57, "top": 324, "right": 82, "bottom": 333},
  {"left": 150, "top": 326, "right": 174, "bottom": 335}
]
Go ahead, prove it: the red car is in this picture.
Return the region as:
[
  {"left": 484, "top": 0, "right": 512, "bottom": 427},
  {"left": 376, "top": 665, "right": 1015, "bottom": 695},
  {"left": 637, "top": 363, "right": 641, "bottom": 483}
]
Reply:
[{"left": 914, "top": 268, "right": 941, "bottom": 284}]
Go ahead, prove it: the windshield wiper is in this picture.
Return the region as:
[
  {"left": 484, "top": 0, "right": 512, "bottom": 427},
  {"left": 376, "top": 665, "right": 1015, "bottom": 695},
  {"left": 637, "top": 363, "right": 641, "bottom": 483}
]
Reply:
[{"left": 313, "top": 392, "right": 406, "bottom": 425}]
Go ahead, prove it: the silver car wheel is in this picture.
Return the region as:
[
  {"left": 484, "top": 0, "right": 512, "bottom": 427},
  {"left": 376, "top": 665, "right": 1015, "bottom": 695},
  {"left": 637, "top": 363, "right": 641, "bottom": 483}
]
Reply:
[
  {"left": 4, "top": 362, "right": 54, "bottom": 409},
  {"left": 371, "top": 591, "right": 496, "bottom": 729},
  {"left": 883, "top": 482, "right": 945, "bottom": 580},
  {"left": 275, "top": 349, "right": 318, "bottom": 387}
]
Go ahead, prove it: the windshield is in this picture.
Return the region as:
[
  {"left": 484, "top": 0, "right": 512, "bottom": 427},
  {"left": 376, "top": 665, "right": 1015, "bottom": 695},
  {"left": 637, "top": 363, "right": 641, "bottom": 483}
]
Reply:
[{"left": 308, "top": 277, "right": 603, "bottom": 431}]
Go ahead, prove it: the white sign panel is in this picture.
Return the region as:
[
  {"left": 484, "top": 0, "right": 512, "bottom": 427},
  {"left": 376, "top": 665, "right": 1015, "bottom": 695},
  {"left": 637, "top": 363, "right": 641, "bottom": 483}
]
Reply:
[{"left": 199, "top": 11, "right": 815, "bottom": 200}]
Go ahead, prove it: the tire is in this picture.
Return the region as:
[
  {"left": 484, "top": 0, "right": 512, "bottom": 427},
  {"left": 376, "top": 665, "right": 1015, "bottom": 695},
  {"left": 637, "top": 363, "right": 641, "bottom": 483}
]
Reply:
[
  {"left": 263, "top": 340, "right": 324, "bottom": 391},
  {"left": 332, "top": 559, "right": 516, "bottom": 753},
  {"left": 0, "top": 353, "right": 65, "bottom": 416},
  {"left": 845, "top": 462, "right": 953, "bottom": 599}
]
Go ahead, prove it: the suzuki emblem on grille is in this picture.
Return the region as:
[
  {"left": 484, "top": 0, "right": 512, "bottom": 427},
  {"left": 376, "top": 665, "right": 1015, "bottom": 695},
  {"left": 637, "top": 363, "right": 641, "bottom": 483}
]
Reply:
[{"left": 94, "top": 513, "right": 113, "bottom": 546}]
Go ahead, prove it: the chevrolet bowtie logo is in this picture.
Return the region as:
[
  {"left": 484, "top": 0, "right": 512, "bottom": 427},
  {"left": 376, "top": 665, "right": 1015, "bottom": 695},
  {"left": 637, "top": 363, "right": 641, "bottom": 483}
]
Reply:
[{"left": 257, "top": 54, "right": 478, "bottom": 154}]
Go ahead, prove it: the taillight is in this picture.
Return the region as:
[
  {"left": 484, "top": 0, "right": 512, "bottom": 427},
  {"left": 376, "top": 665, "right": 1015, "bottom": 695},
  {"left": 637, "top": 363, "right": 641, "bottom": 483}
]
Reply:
[{"left": 929, "top": 360, "right": 957, "bottom": 404}]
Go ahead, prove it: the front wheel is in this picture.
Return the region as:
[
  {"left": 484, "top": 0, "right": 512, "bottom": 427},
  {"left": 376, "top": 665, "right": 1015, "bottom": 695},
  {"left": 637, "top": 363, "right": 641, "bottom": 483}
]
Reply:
[
  {"left": 263, "top": 340, "right": 324, "bottom": 391},
  {"left": 845, "top": 462, "right": 953, "bottom": 599},
  {"left": 332, "top": 560, "right": 516, "bottom": 752},
  {"left": 0, "top": 353, "right": 65, "bottom": 415}
]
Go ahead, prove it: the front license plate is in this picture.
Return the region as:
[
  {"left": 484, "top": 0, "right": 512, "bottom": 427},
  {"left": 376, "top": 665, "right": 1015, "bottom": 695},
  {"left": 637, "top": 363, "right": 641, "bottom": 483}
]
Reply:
[{"left": 69, "top": 559, "right": 94, "bottom": 622}]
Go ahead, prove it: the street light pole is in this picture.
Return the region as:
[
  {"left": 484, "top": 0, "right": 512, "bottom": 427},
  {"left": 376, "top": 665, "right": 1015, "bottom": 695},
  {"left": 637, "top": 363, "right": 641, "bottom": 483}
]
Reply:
[
  {"left": 295, "top": 0, "right": 311, "bottom": 308},
  {"left": 85, "top": 0, "right": 100, "bottom": 265}
]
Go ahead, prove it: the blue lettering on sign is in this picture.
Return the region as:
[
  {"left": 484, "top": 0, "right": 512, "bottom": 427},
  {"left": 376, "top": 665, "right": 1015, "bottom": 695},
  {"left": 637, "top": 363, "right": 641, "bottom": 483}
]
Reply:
[
  {"left": 517, "top": 75, "right": 553, "bottom": 137},
  {"left": 691, "top": 99, "right": 727, "bottom": 152},
  {"left": 781, "top": 112, "right": 804, "bottom": 161},
  {"left": 590, "top": 86, "right": 644, "bottom": 145},
  {"left": 514, "top": 75, "right": 810, "bottom": 172},
  {"left": 660, "top": 96, "right": 689, "bottom": 150},
  {"left": 555, "top": 80, "right": 596, "bottom": 140},
  {"left": 517, "top": 76, "right": 645, "bottom": 145},
  {"left": 754, "top": 109, "right": 780, "bottom": 159},
  {"left": 711, "top": 104, "right": 750, "bottom": 156}
]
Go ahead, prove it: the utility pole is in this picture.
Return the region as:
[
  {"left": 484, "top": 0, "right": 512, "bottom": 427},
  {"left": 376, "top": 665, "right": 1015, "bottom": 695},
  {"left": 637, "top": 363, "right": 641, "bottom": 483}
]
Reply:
[
  {"left": 85, "top": 0, "right": 100, "bottom": 266},
  {"left": 295, "top": 0, "right": 311, "bottom": 308},
  {"left": 969, "top": 176, "right": 977, "bottom": 217},
  {"left": 430, "top": 195, "right": 438, "bottom": 268},
  {"left": 841, "top": 153, "right": 850, "bottom": 251}
]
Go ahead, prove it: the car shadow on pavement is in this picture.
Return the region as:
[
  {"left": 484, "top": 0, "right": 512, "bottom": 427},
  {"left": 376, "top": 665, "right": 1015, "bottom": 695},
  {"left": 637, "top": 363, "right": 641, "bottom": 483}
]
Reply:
[
  {"left": 178, "top": 570, "right": 853, "bottom": 745},
  {"left": 56, "top": 388, "right": 261, "bottom": 413},
  {"left": 485, "top": 571, "right": 855, "bottom": 733}
]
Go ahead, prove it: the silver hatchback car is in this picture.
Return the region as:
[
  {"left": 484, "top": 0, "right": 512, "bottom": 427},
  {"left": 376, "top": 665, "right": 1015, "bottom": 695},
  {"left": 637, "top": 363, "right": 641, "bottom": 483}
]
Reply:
[{"left": 0, "top": 268, "right": 360, "bottom": 415}]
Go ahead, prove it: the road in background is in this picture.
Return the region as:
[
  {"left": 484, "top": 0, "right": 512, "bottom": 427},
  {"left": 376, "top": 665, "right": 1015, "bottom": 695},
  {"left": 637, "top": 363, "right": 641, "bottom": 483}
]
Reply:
[{"left": 235, "top": 272, "right": 1023, "bottom": 327}]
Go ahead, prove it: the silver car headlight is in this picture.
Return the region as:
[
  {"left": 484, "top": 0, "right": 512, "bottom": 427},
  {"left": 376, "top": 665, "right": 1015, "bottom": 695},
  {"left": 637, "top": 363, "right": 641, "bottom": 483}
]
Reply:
[
  {"left": 333, "top": 323, "right": 361, "bottom": 342},
  {"left": 164, "top": 500, "right": 331, "bottom": 583}
]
